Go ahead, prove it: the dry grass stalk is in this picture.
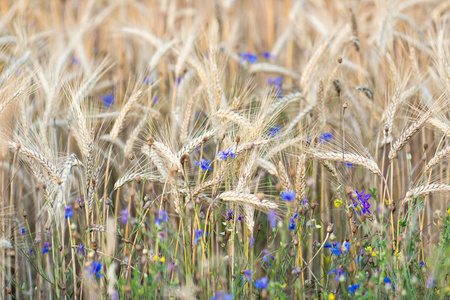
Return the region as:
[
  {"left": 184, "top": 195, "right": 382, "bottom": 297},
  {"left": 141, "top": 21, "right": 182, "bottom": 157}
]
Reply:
[
  {"left": 277, "top": 161, "right": 292, "bottom": 191},
  {"left": 405, "top": 184, "right": 450, "bottom": 200},
  {"left": 110, "top": 90, "right": 143, "bottom": 142}
]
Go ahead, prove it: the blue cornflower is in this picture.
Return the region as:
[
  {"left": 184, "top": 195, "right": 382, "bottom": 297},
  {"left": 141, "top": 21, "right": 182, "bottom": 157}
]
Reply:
[
  {"left": 77, "top": 244, "right": 85, "bottom": 256},
  {"left": 268, "top": 126, "right": 280, "bottom": 138},
  {"left": 100, "top": 93, "right": 114, "bottom": 108},
  {"left": 65, "top": 205, "right": 73, "bottom": 219},
  {"left": 210, "top": 291, "right": 233, "bottom": 300},
  {"left": 263, "top": 51, "right": 276, "bottom": 59},
  {"left": 238, "top": 215, "right": 243, "bottom": 221},
  {"left": 348, "top": 283, "right": 360, "bottom": 294},
  {"left": 325, "top": 242, "right": 342, "bottom": 256},
  {"left": 121, "top": 207, "right": 129, "bottom": 224},
  {"left": 319, "top": 132, "right": 333, "bottom": 143},
  {"left": 344, "top": 241, "right": 351, "bottom": 252},
  {"left": 289, "top": 213, "right": 299, "bottom": 231},
  {"left": 143, "top": 76, "right": 151, "bottom": 85},
  {"left": 281, "top": 190, "right": 296, "bottom": 201},
  {"left": 72, "top": 57, "right": 79, "bottom": 65},
  {"left": 193, "top": 230, "right": 203, "bottom": 245},
  {"left": 249, "top": 237, "right": 255, "bottom": 248},
  {"left": 254, "top": 277, "right": 269, "bottom": 289},
  {"left": 21, "top": 228, "right": 25, "bottom": 236},
  {"left": 346, "top": 163, "right": 354, "bottom": 167},
  {"left": 267, "top": 77, "right": 283, "bottom": 98},
  {"left": 328, "top": 268, "right": 346, "bottom": 282},
  {"left": 262, "top": 250, "right": 274, "bottom": 266},
  {"left": 421, "top": 261, "right": 425, "bottom": 268},
  {"left": 240, "top": 53, "right": 258, "bottom": 64},
  {"left": 226, "top": 209, "right": 233, "bottom": 221},
  {"left": 216, "top": 147, "right": 236, "bottom": 160},
  {"left": 155, "top": 210, "right": 168, "bottom": 226},
  {"left": 384, "top": 276, "right": 395, "bottom": 290},
  {"left": 153, "top": 95, "right": 158, "bottom": 102},
  {"left": 195, "top": 158, "right": 212, "bottom": 171},
  {"left": 87, "top": 261, "right": 103, "bottom": 278},
  {"left": 42, "top": 242, "right": 51, "bottom": 254},
  {"left": 268, "top": 210, "right": 277, "bottom": 229},
  {"left": 243, "top": 269, "right": 252, "bottom": 283}
]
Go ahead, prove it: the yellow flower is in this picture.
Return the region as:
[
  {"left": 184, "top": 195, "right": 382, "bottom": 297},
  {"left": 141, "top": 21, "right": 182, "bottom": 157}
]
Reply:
[
  {"left": 384, "top": 199, "right": 389, "bottom": 206},
  {"left": 365, "top": 246, "right": 373, "bottom": 252},
  {"left": 328, "top": 293, "right": 336, "bottom": 300},
  {"left": 334, "top": 199, "right": 343, "bottom": 208},
  {"left": 160, "top": 256, "right": 165, "bottom": 263}
]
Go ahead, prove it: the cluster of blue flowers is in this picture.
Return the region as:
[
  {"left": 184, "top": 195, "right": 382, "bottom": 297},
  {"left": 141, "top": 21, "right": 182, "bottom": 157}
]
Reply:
[
  {"left": 267, "top": 77, "right": 283, "bottom": 98},
  {"left": 216, "top": 147, "right": 236, "bottom": 160},
  {"left": 324, "top": 241, "right": 351, "bottom": 256},
  {"left": 268, "top": 126, "right": 280, "bottom": 138},
  {"left": 155, "top": 210, "right": 168, "bottom": 226},
  {"left": 349, "top": 190, "right": 372, "bottom": 215},
  {"left": 195, "top": 158, "right": 212, "bottom": 171},
  {"left": 239, "top": 51, "right": 276, "bottom": 65},
  {"left": 289, "top": 213, "right": 299, "bottom": 231},
  {"left": 319, "top": 132, "right": 333, "bottom": 143}
]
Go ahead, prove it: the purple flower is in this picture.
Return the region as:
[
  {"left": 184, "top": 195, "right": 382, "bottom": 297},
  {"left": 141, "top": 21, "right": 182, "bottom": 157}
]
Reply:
[
  {"left": 263, "top": 51, "right": 276, "bottom": 59},
  {"left": 155, "top": 210, "right": 168, "bottom": 226},
  {"left": 21, "top": 228, "right": 25, "bottom": 236},
  {"left": 262, "top": 250, "right": 274, "bottom": 265},
  {"left": 77, "top": 197, "right": 84, "bottom": 209},
  {"left": 254, "top": 277, "right": 269, "bottom": 289},
  {"left": 328, "top": 268, "right": 346, "bottom": 282},
  {"left": 226, "top": 209, "right": 233, "bottom": 221},
  {"left": 77, "top": 244, "right": 85, "bottom": 255},
  {"left": 195, "top": 158, "right": 212, "bottom": 171},
  {"left": 249, "top": 237, "right": 255, "bottom": 248},
  {"left": 143, "top": 76, "right": 151, "bottom": 85},
  {"left": 238, "top": 215, "right": 243, "bottom": 221},
  {"left": 267, "top": 210, "right": 277, "bottom": 229},
  {"left": 87, "top": 261, "right": 103, "bottom": 278},
  {"left": 281, "top": 190, "right": 296, "bottom": 201},
  {"left": 216, "top": 147, "right": 236, "bottom": 160},
  {"left": 240, "top": 53, "right": 258, "bottom": 64},
  {"left": 193, "top": 230, "right": 203, "bottom": 245},
  {"left": 302, "top": 196, "right": 308, "bottom": 206},
  {"left": 42, "top": 242, "right": 51, "bottom": 254},
  {"left": 426, "top": 272, "right": 436, "bottom": 288},
  {"left": 319, "top": 132, "right": 333, "bottom": 143},
  {"left": 348, "top": 283, "right": 360, "bottom": 294},
  {"left": 100, "top": 93, "right": 114, "bottom": 108},
  {"left": 210, "top": 291, "right": 233, "bottom": 300},
  {"left": 65, "top": 205, "right": 73, "bottom": 219},
  {"left": 268, "top": 126, "right": 280, "bottom": 138},
  {"left": 121, "top": 207, "right": 129, "bottom": 224}
]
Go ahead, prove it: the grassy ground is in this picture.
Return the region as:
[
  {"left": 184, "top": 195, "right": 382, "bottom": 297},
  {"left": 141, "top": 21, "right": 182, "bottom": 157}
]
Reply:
[{"left": 0, "top": 0, "right": 450, "bottom": 299}]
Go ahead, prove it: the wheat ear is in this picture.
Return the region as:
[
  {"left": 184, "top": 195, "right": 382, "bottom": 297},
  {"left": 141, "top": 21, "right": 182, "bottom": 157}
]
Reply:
[
  {"left": 312, "top": 152, "right": 381, "bottom": 176},
  {"left": 218, "top": 191, "right": 278, "bottom": 212}
]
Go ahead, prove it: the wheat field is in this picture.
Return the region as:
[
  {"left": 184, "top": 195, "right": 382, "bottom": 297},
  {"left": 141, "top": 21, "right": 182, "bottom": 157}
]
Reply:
[{"left": 0, "top": 0, "right": 450, "bottom": 299}]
